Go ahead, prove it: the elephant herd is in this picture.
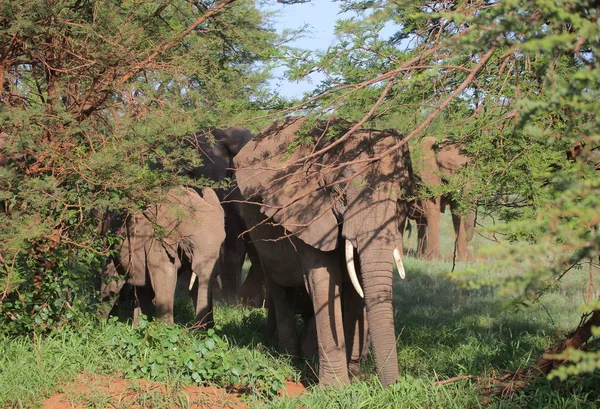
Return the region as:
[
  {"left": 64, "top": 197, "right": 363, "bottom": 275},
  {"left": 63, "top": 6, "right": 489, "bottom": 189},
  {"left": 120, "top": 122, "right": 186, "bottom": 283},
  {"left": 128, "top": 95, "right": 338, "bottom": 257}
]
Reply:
[{"left": 99, "top": 117, "right": 476, "bottom": 387}]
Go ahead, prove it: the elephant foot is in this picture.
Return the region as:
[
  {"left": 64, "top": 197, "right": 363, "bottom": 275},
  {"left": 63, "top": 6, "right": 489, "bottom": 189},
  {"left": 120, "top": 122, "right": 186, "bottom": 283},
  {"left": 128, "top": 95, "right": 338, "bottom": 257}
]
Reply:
[
  {"left": 348, "top": 361, "right": 362, "bottom": 381},
  {"left": 423, "top": 251, "right": 439, "bottom": 261}
]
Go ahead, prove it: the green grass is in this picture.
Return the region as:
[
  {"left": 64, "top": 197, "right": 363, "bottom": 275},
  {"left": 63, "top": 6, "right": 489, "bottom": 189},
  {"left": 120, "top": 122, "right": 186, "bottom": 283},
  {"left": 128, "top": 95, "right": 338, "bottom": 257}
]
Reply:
[{"left": 1, "top": 213, "right": 599, "bottom": 408}]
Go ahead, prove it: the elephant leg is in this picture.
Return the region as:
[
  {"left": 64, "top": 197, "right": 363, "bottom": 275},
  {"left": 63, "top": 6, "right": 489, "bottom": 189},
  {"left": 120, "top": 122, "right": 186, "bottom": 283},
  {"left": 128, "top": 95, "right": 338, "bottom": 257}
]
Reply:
[
  {"left": 465, "top": 208, "right": 476, "bottom": 242},
  {"left": 190, "top": 249, "right": 220, "bottom": 329},
  {"left": 219, "top": 204, "right": 246, "bottom": 300},
  {"left": 301, "top": 314, "right": 318, "bottom": 359},
  {"left": 147, "top": 242, "right": 178, "bottom": 324},
  {"left": 304, "top": 256, "right": 349, "bottom": 386},
  {"left": 133, "top": 281, "right": 155, "bottom": 325},
  {"left": 264, "top": 291, "right": 277, "bottom": 339},
  {"left": 99, "top": 258, "right": 126, "bottom": 318},
  {"left": 342, "top": 279, "right": 368, "bottom": 380},
  {"left": 422, "top": 197, "right": 441, "bottom": 260},
  {"left": 450, "top": 201, "right": 470, "bottom": 262},
  {"left": 238, "top": 242, "right": 266, "bottom": 306},
  {"left": 416, "top": 217, "right": 428, "bottom": 257},
  {"left": 267, "top": 278, "right": 300, "bottom": 357}
]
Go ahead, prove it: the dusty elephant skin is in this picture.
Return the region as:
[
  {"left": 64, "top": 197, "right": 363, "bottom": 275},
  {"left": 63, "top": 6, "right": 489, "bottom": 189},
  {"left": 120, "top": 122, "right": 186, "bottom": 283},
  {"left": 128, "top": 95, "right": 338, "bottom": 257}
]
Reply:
[
  {"left": 234, "top": 117, "right": 415, "bottom": 387},
  {"left": 409, "top": 136, "right": 475, "bottom": 262},
  {"left": 100, "top": 186, "right": 225, "bottom": 327},
  {"left": 185, "top": 128, "right": 264, "bottom": 304}
]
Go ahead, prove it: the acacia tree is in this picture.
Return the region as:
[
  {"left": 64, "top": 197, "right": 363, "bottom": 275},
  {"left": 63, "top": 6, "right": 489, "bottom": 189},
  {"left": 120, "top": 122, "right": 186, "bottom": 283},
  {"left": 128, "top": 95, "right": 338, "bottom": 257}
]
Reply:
[
  {"left": 278, "top": 0, "right": 600, "bottom": 387},
  {"left": 0, "top": 0, "right": 281, "bottom": 334}
]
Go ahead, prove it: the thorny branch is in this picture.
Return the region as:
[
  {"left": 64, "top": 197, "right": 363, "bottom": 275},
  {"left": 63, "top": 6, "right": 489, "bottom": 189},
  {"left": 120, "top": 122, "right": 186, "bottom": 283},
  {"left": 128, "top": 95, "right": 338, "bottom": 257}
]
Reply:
[{"left": 78, "top": 0, "right": 237, "bottom": 119}]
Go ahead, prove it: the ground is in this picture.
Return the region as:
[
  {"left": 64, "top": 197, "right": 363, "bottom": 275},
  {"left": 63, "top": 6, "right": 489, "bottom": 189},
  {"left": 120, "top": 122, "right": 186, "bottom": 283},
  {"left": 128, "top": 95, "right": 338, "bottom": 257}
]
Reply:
[{"left": 43, "top": 374, "right": 305, "bottom": 409}]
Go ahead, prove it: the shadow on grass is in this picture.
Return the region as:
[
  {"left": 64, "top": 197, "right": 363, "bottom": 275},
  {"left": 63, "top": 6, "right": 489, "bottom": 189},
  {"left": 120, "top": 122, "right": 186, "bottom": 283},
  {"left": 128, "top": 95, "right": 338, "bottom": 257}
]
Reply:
[
  {"left": 172, "top": 256, "right": 588, "bottom": 395},
  {"left": 391, "top": 258, "right": 561, "bottom": 378}
]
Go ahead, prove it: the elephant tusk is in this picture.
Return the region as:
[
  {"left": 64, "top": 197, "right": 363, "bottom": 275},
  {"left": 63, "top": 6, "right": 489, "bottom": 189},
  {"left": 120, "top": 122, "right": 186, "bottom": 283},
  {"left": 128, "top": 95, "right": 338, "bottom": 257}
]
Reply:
[
  {"left": 345, "top": 239, "right": 364, "bottom": 298},
  {"left": 188, "top": 272, "right": 197, "bottom": 291},
  {"left": 394, "top": 247, "right": 406, "bottom": 279}
]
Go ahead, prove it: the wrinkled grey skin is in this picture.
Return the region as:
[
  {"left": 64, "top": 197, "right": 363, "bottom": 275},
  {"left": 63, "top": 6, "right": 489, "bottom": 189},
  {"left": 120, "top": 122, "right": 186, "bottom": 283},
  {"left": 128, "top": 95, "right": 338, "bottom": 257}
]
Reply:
[
  {"left": 185, "top": 128, "right": 264, "bottom": 303},
  {"left": 408, "top": 136, "right": 476, "bottom": 262},
  {"left": 234, "top": 117, "right": 414, "bottom": 387},
  {"left": 100, "top": 186, "right": 225, "bottom": 327}
]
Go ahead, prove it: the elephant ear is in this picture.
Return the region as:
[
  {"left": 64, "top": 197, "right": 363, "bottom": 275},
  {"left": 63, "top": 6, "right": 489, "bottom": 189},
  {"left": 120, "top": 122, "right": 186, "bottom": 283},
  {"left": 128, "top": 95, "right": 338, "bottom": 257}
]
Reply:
[
  {"left": 234, "top": 117, "right": 340, "bottom": 252},
  {"left": 147, "top": 186, "right": 221, "bottom": 261},
  {"left": 212, "top": 127, "right": 254, "bottom": 158}
]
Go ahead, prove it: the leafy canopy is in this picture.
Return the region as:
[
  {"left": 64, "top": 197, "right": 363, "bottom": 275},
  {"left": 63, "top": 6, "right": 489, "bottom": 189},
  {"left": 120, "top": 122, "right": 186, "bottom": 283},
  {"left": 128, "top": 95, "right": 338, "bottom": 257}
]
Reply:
[{"left": 0, "top": 0, "right": 280, "bottom": 334}]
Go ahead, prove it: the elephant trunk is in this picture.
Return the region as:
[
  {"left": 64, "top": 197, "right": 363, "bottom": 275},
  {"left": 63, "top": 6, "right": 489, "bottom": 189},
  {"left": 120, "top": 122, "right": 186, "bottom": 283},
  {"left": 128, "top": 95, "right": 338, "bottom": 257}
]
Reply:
[{"left": 359, "top": 244, "right": 399, "bottom": 387}]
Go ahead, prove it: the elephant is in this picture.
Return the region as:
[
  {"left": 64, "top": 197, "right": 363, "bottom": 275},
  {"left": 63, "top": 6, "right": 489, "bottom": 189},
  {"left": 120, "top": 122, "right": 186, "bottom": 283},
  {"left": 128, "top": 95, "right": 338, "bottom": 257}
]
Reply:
[
  {"left": 184, "top": 127, "right": 264, "bottom": 303},
  {"left": 409, "top": 136, "right": 476, "bottom": 262},
  {"left": 100, "top": 186, "right": 225, "bottom": 327},
  {"left": 233, "top": 116, "right": 415, "bottom": 387}
]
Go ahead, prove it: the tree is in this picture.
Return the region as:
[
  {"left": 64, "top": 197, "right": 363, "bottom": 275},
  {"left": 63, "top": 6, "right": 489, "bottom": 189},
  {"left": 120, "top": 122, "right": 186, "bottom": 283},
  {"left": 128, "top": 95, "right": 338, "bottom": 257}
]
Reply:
[{"left": 0, "top": 0, "right": 280, "bottom": 334}]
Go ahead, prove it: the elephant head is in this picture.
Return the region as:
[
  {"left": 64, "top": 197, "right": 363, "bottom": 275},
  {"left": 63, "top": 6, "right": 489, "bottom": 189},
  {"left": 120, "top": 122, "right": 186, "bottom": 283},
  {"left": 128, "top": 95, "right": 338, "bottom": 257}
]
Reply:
[
  {"left": 183, "top": 127, "right": 262, "bottom": 301},
  {"left": 185, "top": 127, "right": 254, "bottom": 193},
  {"left": 234, "top": 117, "right": 414, "bottom": 386}
]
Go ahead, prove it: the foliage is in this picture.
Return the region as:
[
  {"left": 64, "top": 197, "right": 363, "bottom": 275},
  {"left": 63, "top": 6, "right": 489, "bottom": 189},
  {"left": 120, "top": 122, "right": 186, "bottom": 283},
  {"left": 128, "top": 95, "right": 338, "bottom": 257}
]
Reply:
[
  {"left": 110, "top": 316, "right": 285, "bottom": 397},
  {"left": 0, "top": 0, "right": 281, "bottom": 334},
  {"left": 0, "top": 312, "right": 291, "bottom": 407}
]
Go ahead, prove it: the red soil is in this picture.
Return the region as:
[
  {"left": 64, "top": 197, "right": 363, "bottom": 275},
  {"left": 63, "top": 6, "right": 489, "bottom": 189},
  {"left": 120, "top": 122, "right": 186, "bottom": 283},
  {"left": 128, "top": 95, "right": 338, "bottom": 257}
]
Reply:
[{"left": 43, "top": 374, "right": 306, "bottom": 409}]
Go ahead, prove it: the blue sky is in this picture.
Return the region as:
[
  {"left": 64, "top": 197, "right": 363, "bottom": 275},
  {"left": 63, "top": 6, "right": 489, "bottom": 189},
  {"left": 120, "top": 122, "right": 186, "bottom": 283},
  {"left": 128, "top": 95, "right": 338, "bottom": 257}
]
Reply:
[
  {"left": 263, "top": 0, "right": 344, "bottom": 99},
  {"left": 262, "top": 0, "right": 400, "bottom": 99}
]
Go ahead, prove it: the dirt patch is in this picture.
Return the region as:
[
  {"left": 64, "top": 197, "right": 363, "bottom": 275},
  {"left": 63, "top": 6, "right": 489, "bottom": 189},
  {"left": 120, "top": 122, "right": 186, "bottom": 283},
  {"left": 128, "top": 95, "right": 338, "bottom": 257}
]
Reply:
[
  {"left": 279, "top": 380, "right": 306, "bottom": 398},
  {"left": 44, "top": 374, "right": 306, "bottom": 409}
]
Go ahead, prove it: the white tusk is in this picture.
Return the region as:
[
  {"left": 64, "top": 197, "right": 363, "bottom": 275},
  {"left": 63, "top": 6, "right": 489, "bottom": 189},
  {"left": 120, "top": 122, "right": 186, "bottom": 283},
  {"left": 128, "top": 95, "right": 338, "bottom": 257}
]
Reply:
[
  {"left": 345, "top": 239, "right": 364, "bottom": 298},
  {"left": 394, "top": 247, "right": 406, "bottom": 279},
  {"left": 188, "top": 272, "right": 197, "bottom": 291}
]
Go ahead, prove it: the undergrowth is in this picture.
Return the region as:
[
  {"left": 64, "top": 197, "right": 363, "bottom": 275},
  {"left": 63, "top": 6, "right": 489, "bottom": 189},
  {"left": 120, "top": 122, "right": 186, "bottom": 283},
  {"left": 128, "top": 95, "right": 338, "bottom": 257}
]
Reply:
[
  {"left": 0, "top": 316, "right": 291, "bottom": 408},
  {"left": 1, "top": 218, "right": 599, "bottom": 408}
]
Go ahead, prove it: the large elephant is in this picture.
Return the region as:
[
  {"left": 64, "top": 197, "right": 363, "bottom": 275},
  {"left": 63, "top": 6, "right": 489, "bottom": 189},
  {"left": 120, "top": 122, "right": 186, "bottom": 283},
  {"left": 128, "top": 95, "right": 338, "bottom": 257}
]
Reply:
[
  {"left": 410, "top": 136, "right": 475, "bottom": 262},
  {"left": 100, "top": 186, "right": 225, "bottom": 327},
  {"left": 233, "top": 117, "right": 414, "bottom": 387},
  {"left": 185, "top": 128, "right": 264, "bottom": 303}
]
